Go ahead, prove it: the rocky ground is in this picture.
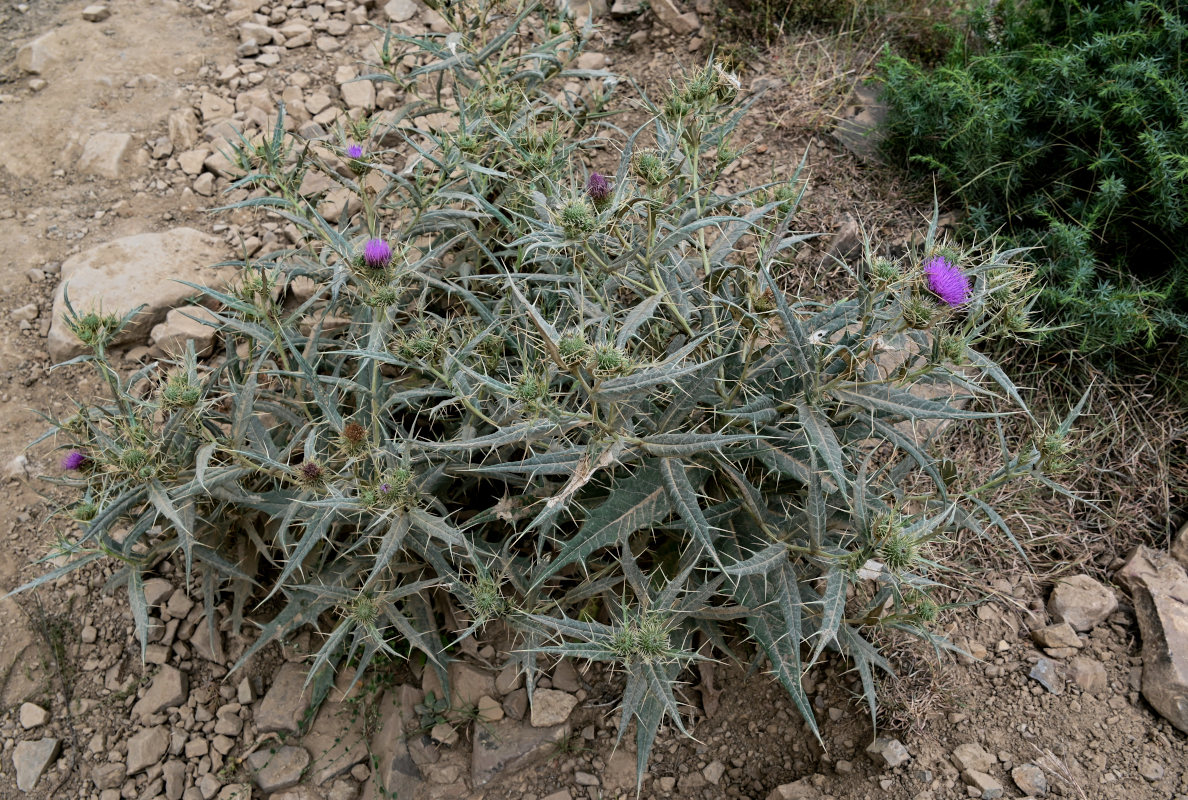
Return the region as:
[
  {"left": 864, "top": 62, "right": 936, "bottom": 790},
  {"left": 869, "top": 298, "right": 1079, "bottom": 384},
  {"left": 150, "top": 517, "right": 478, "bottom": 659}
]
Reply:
[{"left": 2, "top": 0, "right": 1188, "bottom": 799}]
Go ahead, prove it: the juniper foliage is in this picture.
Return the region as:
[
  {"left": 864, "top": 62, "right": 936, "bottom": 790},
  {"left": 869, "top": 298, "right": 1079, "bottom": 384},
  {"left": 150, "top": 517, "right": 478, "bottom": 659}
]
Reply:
[
  {"left": 19, "top": 0, "right": 1067, "bottom": 787},
  {"left": 879, "top": 0, "right": 1188, "bottom": 356}
]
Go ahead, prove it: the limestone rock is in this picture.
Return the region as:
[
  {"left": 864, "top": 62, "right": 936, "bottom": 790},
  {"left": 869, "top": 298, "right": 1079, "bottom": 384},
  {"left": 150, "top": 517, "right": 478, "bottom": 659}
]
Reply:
[
  {"left": 530, "top": 688, "right": 577, "bottom": 727},
  {"left": 17, "top": 32, "right": 59, "bottom": 75},
  {"left": 951, "top": 743, "right": 995, "bottom": 774},
  {"left": 766, "top": 777, "right": 821, "bottom": 800},
  {"left": 384, "top": 0, "right": 420, "bottom": 22},
  {"left": 246, "top": 745, "right": 310, "bottom": 792},
  {"left": 1030, "top": 657, "right": 1064, "bottom": 694},
  {"left": 133, "top": 665, "right": 189, "bottom": 720},
  {"left": 13, "top": 738, "right": 60, "bottom": 792},
  {"left": 471, "top": 718, "right": 569, "bottom": 786},
  {"left": 340, "top": 78, "right": 376, "bottom": 111},
  {"left": 1030, "top": 622, "right": 1083, "bottom": 650},
  {"left": 1012, "top": 763, "right": 1048, "bottom": 796},
  {"left": 19, "top": 702, "right": 49, "bottom": 729},
  {"left": 1047, "top": 574, "right": 1117, "bottom": 632},
  {"left": 448, "top": 662, "right": 496, "bottom": 709},
  {"left": 257, "top": 663, "right": 314, "bottom": 734},
  {"left": 48, "top": 228, "right": 227, "bottom": 361},
  {"left": 1116, "top": 545, "right": 1188, "bottom": 733},
  {"left": 82, "top": 5, "right": 111, "bottom": 21},
  {"left": 1067, "top": 656, "right": 1107, "bottom": 693},
  {"left": 168, "top": 109, "right": 201, "bottom": 151},
  {"left": 865, "top": 737, "right": 910, "bottom": 768},
  {"left": 302, "top": 668, "right": 370, "bottom": 784},
  {"left": 362, "top": 690, "right": 426, "bottom": 800},
  {"left": 78, "top": 132, "right": 133, "bottom": 179},
  {"left": 649, "top": 0, "right": 699, "bottom": 33},
  {"left": 962, "top": 769, "right": 1004, "bottom": 799},
  {"left": 149, "top": 306, "right": 220, "bottom": 358},
  {"left": 127, "top": 726, "right": 169, "bottom": 774}
]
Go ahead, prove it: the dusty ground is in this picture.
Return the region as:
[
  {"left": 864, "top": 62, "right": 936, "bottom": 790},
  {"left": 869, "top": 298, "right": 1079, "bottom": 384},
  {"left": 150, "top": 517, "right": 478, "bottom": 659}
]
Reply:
[{"left": 0, "top": 0, "right": 1186, "bottom": 799}]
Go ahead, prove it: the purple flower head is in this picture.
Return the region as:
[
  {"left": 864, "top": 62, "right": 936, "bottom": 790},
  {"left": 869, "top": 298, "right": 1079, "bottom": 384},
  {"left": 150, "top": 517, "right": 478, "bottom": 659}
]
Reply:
[
  {"left": 300, "top": 461, "right": 324, "bottom": 481},
  {"left": 586, "top": 172, "right": 611, "bottom": 203},
  {"left": 363, "top": 238, "right": 392, "bottom": 270},
  {"left": 60, "top": 450, "right": 87, "bottom": 471},
  {"left": 346, "top": 143, "right": 365, "bottom": 160},
  {"left": 924, "top": 256, "right": 971, "bottom": 307},
  {"left": 379, "top": 483, "right": 391, "bottom": 494}
]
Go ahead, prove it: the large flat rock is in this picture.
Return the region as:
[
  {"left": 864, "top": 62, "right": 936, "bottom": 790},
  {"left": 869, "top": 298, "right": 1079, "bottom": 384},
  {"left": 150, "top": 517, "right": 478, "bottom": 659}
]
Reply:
[{"left": 47, "top": 228, "right": 228, "bottom": 361}]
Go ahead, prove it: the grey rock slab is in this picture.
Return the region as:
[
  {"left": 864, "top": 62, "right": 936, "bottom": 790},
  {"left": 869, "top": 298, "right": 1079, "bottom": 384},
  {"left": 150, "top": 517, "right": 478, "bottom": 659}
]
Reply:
[
  {"left": 13, "top": 738, "right": 60, "bottom": 792},
  {"left": 831, "top": 84, "right": 888, "bottom": 161},
  {"left": 962, "top": 769, "right": 1004, "bottom": 799},
  {"left": 1047, "top": 574, "right": 1118, "bottom": 632},
  {"left": 550, "top": 660, "right": 580, "bottom": 693},
  {"left": 78, "top": 132, "right": 133, "bottom": 179},
  {"left": 257, "top": 662, "right": 314, "bottom": 734},
  {"left": 149, "top": 306, "right": 220, "bottom": 358},
  {"left": 362, "top": 690, "right": 426, "bottom": 800},
  {"left": 448, "top": 661, "right": 496, "bottom": 709},
  {"left": 1117, "top": 545, "right": 1188, "bottom": 733},
  {"left": 133, "top": 665, "right": 188, "bottom": 720},
  {"left": 951, "top": 743, "right": 995, "bottom": 774},
  {"left": 1030, "top": 622, "right": 1083, "bottom": 650},
  {"left": 246, "top": 745, "right": 310, "bottom": 792},
  {"left": 649, "top": 0, "right": 699, "bottom": 33},
  {"left": 301, "top": 669, "right": 370, "bottom": 784},
  {"left": 471, "top": 718, "right": 569, "bottom": 787},
  {"left": 530, "top": 688, "right": 577, "bottom": 727},
  {"left": 82, "top": 4, "right": 111, "bottom": 20},
  {"left": 1029, "top": 658, "right": 1064, "bottom": 695},
  {"left": 127, "top": 726, "right": 169, "bottom": 775},
  {"left": 766, "top": 776, "right": 822, "bottom": 800},
  {"left": 17, "top": 31, "right": 60, "bottom": 74},
  {"left": 865, "top": 737, "right": 910, "bottom": 768},
  {"left": 1012, "top": 763, "right": 1048, "bottom": 796},
  {"left": 47, "top": 228, "right": 227, "bottom": 361}
]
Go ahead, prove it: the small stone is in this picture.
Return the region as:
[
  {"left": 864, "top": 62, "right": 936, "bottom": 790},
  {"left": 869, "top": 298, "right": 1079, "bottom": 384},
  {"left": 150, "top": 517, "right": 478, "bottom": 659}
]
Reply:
[
  {"left": 92, "top": 762, "right": 126, "bottom": 790},
  {"left": 163, "top": 760, "right": 186, "bottom": 800},
  {"left": 951, "top": 743, "right": 995, "bottom": 774},
  {"left": 246, "top": 745, "right": 310, "bottom": 792},
  {"left": 766, "top": 776, "right": 822, "bottom": 800},
  {"left": 127, "top": 726, "right": 169, "bottom": 774},
  {"left": 17, "top": 32, "right": 58, "bottom": 75},
  {"left": 866, "top": 737, "right": 911, "bottom": 768},
  {"left": 1030, "top": 622, "right": 1083, "bottom": 650},
  {"left": 430, "top": 722, "right": 458, "bottom": 746},
  {"left": 551, "top": 660, "right": 580, "bottom": 693},
  {"left": 610, "top": 0, "right": 642, "bottom": 14},
  {"left": 82, "top": 4, "right": 110, "bottom": 20},
  {"left": 575, "top": 771, "right": 599, "bottom": 786},
  {"left": 502, "top": 688, "right": 528, "bottom": 721},
  {"left": 193, "top": 172, "right": 215, "bottom": 197},
  {"left": 11, "top": 303, "right": 39, "bottom": 322},
  {"left": 384, "top": 0, "right": 419, "bottom": 21},
  {"left": 962, "top": 770, "right": 1003, "bottom": 799},
  {"left": 133, "top": 665, "right": 188, "bottom": 719},
  {"left": 256, "top": 663, "right": 313, "bottom": 734},
  {"left": 477, "top": 695, "right": 504, "bottom": 722},
  {"left": 1066, "top": 656, "right": 1107, "bottom": 693},
  {"left": 530, "top": 688, "right": 577, "bottom": 727},
  {"left": 19, "top": 702, "right": 49, "bottom": 729},
  {"left": 703, "top": 760, "right": 726, "bottom": 784},
  {"left": 471, "top": 719, "right": 570, "bottom": 786},
  {"left": 1047, "top": 574, "right": 1118, "bottom": 632},
  {"left": 495, "top": 664, "right": 523, "bottom": 695},
  {"left": 1138, "top": 757, "right": 1164, "bottom": 782},
  {"left": 340, "top": 77, "right": 375, "bottom": 111},
  {"left": 13, "top": 738, "right": 60, "bottom": 791},
  {"left": 78, "top": 132, "right": 133, "bottom": 179},
  {"left": 542, "top": 791, "right": 573, "bottom": 800},
  {"left": 1012, "top": 764, "right": 1048, "bottom": 796},
  {"left": 1029, "top": 657, "right": 1064, "bottom": 694},
  {"left": 449, "top": 662, "right": 497, "bottom": 709},
  {"left": 648, "top": 0, "right": 699, "bottom": 33}
]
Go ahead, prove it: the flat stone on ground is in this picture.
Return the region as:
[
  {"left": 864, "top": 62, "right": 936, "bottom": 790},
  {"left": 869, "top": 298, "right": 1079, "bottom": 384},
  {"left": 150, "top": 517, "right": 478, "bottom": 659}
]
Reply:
[
  {"left": 127, "top": 726, "right": 169, "bottom": 775},
  {"left": 472, "top": 718, "right": 569, "bottom": 786},
  {"left": 530, "top": 688, "right": 577, "bottom": 727},
  {"left": 1048, "top": 574, "right": 1118, "bottom": 632},
  {"left": 132, "top": 664, "right": 188, "bottom": 719},
  {"left": 256, "top": 662, "right": 314, "bottom": 734},
  {"left": 78, "top": 132, "right": 133, "bottom": 179},
  {"left": 246, "top": 745, "right": 310, "bottom": 792},
  {"left": 19, "top": 702, "right": 49, "bottom": 729},
  {"left": 13, "top": 738, "right": 60, "bottom": 791}
]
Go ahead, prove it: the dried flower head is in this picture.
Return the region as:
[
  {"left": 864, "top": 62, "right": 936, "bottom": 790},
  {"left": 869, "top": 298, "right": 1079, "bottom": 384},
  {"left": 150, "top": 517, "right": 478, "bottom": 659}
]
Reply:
[
  {"left": 297, "top": 460, "right": 325, "bottom": 487},
  {"left": 60, "top": 450, "right": 88, "bottom": 471},
  {"left": 924, "top": 256, "right": 971, "bottom": 307},
  {"left": 586, "top": 172, "right": 611, "bottom": 205}
]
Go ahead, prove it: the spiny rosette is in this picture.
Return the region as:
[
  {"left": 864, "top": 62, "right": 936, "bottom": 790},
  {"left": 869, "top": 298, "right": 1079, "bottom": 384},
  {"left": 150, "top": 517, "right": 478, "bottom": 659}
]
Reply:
[
  {"left": 633, "top": 150, "right": 668, "bottom": 187},
  {"left": 160, "top": 375, "right": 201, "bottom": 409},
  {"left": 558, "top": 332, "right": 589, "bottom": 365},
  {"left": 589, "top": 344, "right": 631, "bottom": 377}
]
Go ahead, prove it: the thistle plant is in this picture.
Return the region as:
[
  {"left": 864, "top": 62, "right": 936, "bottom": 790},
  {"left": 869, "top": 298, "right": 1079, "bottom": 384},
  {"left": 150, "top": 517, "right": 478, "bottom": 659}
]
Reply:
[{"left": 16, "top": 0, "right": 1077, "bottom": 788}]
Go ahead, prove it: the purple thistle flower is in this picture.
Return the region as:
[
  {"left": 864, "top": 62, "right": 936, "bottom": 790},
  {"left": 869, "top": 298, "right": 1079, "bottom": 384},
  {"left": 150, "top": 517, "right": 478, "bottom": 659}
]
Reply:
[
  {"left": 924, "top": 256, "right": 971, "bottom": 307},
  {"left": 346, "top": 143, "right": 365, "bottom": 159},
  {"left": 363, "top": 238, "right": 392, "bottom": 270},
  {"left": 586, "top": 172, "right": 611, "bottom": 203},
  {"left": 60, "top": 450, "right": 87, "bottom": 471},
  {"left": 379, "top": 483, "right": 391, "bottom": 494},
  {"left": 300, "top": 461, "right": 324, "bottom": 481}
]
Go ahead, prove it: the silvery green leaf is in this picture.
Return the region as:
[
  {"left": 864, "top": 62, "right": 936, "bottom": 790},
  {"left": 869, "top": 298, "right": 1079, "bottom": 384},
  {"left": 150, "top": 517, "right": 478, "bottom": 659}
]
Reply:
[{"left": 833, "top": 384, "right": 999, "bottom": 419}]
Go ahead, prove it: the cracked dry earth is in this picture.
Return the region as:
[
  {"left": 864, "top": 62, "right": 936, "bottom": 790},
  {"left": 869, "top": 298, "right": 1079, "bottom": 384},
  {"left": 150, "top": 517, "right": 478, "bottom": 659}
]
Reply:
[{"left": 1, "top": 0, "right": 1187, "bottom": 799}]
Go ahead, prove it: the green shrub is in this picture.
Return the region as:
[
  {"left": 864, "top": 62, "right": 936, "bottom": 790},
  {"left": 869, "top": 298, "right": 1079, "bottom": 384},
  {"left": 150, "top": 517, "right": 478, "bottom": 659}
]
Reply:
[
  {"left": 20, "top": 0, "right": 1066, "bottom": 785},
  {"left": 879, "top": 0, "right": 1188, "bottom": 355}
]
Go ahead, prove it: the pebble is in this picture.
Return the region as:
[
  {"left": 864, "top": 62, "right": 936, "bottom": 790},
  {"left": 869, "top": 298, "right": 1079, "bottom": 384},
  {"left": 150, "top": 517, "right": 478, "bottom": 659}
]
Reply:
[
  {"left": 866, "top": 737, "right": 911, "bottom": 768},
  {"left": 530, "top": 689, "right": 577, "bottom": 727},
  {"left": 18, "top": 703, "right": 49, "bottom": 730},
  {"left": 1029, "top": 657, "right": 1064, "bottom": 694},
  {"left": 1011, "top": 763, "right": 1048, "bottom": 796},
  {"left": 13, "top": 738, "right": 60, "bottom": 792},
  {"left": 82, "top": 4, "right": 110, "bottom": 21}
]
